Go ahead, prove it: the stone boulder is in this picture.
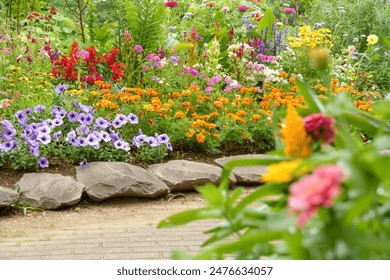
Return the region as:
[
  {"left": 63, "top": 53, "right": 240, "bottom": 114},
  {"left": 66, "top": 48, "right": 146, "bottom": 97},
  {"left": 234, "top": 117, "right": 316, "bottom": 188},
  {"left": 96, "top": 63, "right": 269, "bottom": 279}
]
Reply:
[
  {"left": 16, "top": 173, "right": 85, "bottom": 210},
  {"left": 148, "top": 160, "right": 236, "bottom": 192},
  {"left": 215, "top": 154, "right": 272, "bottom": 184},
  {"left": 0, "top": 186, "right": 19, "bottom": 207},
  {"left": 76, "top": 162, "right": 169, "bottom": 202}
]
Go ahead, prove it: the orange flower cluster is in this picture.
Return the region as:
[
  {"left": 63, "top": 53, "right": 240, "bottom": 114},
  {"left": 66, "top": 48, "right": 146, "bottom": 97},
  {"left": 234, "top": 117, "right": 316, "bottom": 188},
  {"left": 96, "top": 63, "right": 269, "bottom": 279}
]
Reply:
[
  {"left": 261, "top": 77, "right": 306, "bottom": 110},
  {"left": 314, "top": 79, "right": 376, "bottom": 111}
]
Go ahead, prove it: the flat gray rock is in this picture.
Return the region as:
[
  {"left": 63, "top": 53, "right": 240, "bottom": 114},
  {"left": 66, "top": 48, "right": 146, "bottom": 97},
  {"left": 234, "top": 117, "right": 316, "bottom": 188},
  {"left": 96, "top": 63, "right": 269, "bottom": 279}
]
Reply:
[
  {"left": 214, "top": 154, "right": 272, "bottom": 184},
  {"left": 76, "top": 162, "right": 169, "bottom": 202},
  {"left": 148, "top": 160, "right": 236, "bottom": 191},
  {"left": 0, "top": 186, "right": 19, "bottom": 207},
  {"left": 16, "top": 173, "right": 85, "bottom": 210}
]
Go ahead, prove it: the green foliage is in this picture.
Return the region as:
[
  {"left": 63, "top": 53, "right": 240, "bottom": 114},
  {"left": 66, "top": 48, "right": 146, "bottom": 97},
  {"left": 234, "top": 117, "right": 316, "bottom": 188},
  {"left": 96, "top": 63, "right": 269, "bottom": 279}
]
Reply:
[
  {"left": 134, "top": 143, "right": 169, "bottom": 164},
  {"left": 123, "top": 0, "right": 167, "bottom": 52}
]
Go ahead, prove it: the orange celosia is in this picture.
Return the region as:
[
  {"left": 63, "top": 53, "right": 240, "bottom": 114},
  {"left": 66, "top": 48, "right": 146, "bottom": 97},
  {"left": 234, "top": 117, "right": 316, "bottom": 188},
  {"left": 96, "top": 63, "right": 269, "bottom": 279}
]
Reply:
[
  {"left": 281, "top": 105, "right": 312, "bottom": 158},
  {"left": 190, "top": 85, "right": 199, "bottom": 91}
]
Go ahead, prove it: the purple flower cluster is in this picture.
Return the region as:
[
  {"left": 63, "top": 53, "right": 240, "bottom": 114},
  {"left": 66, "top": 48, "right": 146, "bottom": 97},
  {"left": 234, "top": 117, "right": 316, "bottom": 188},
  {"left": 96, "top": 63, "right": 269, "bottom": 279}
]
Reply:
[
  {"left": 132, "top": 130, "right": 172, "bottom": 151},
  {"left": 0, "top": 120, "right": 18, "bottom": 153},
  {"left": 1, "top": 102, "right": 172, "bottom": 169}
]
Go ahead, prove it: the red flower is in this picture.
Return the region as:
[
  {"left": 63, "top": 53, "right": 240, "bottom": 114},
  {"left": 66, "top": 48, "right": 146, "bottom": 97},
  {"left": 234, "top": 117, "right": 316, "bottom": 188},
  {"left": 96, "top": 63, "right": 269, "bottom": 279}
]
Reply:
[
  {"left": 303, "top": 113, "right": 336, "bottom": 145},
  {"left": 164, "top": 1, "right": 178, "bottom": 8}
]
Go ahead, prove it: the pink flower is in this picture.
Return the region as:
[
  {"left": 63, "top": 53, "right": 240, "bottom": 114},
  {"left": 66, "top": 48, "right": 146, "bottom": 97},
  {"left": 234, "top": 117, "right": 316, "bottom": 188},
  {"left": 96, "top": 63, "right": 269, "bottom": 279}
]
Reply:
[
  {"left": 204, "top": 87, "right": 213, "bottom": 94},
  {"left": 164, "top": 1, "right": 178, "bottom": 8},
  {"left": 134, "top": 45, "right": 143, "bottom": 53},
  {"left": 283, "top": 8, "right": 296, "bottom": 14},
  {"left": 237, "top": 5, "right": 249, "bottom": 12},
  {"left": 1, "top": 99, "right": 10, "bottom": 109},
  {"left": 288, "top": 165, "right": 344, "bottom": 227},
  {"left": 303, "top": 113, "right": 336, "bottom": 144}
]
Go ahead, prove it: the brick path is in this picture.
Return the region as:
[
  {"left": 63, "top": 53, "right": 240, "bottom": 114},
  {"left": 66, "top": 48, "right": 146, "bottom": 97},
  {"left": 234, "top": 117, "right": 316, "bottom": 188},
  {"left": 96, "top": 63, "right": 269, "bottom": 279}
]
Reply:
[{"left": 0, "top": 194, "right": 218, "bottom": 260}]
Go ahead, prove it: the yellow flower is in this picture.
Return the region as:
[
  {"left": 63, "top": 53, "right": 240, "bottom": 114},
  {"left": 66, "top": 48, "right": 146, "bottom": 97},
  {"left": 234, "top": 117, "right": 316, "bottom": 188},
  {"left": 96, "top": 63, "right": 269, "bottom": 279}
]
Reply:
[
  {"left": 367, "top": 34, "right": 378, "bottom": 45},
  {"left": 281, "top": 105, "right": 312, "bottom": 158},
  {"left": 262, "top": 160, "right": 307, "bottom": 183}
]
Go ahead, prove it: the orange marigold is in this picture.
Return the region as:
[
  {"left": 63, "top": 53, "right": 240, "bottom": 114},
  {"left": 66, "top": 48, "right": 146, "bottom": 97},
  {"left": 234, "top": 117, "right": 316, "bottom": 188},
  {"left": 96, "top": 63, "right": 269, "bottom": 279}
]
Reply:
[
  {"left": 171, "top": 91, "right": 181, "bottom": 98},
  {"left": 236, "top": 110, "right": 247, "bottom": 117},
  {"left": 196, "top": 133, "right": 206, "bottom": 143},
  {"left": 190, "top": 85, "right": 199, "bottom": 91},
  {"left": 175, "top": 110, "right": 186, "bottom": 118},
  {"left": 280, "top": 71, "right": 288, "bottom": 78},
  {"left": 186, "top": 129, "right": 195, "bottom": 138},
  {"left": 281, "top": 105, "right": 312, "bottom": 158}
]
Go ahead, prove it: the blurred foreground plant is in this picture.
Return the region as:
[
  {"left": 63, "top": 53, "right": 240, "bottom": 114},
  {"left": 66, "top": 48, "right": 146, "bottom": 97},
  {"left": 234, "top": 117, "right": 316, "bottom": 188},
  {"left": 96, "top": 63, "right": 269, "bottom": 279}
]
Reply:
[{"left": 158, "top": 77, "right": 390, "bottom": 260}]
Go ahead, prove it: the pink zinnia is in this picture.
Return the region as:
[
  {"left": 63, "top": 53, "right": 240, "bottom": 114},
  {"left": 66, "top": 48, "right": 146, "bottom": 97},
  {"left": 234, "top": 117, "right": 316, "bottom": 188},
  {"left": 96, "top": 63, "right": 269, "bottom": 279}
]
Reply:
[
  {"left": 283, "top": 8, "right": 296, "bottom": 14},
  {"left": 237, "top": 5, "right": 249, "bottom": 12},
  {"left": 164, "top": 1, "right": 178, "bottom": 8},
  {"left": 134, "top": 45, "right": 143, "bottom": 53},
  {"left": 288, "top": 165, "right": 344, "bottom": 227},
  {"left": 303, "top": 113, "right": 336, "bottom": 145}
]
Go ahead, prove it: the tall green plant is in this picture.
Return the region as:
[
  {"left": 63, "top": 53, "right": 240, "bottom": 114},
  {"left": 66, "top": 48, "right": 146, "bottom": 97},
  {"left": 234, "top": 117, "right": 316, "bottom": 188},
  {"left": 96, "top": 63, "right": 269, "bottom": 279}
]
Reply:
[{"left": 123, "top": 0, "right": 167, "bottom": 53}]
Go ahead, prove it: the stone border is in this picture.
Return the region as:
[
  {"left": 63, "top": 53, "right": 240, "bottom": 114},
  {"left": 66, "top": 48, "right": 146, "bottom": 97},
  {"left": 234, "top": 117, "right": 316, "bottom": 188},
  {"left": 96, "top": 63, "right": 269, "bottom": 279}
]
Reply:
[{"left": 1, "top": 154, "right": 269, "bottom": 210}]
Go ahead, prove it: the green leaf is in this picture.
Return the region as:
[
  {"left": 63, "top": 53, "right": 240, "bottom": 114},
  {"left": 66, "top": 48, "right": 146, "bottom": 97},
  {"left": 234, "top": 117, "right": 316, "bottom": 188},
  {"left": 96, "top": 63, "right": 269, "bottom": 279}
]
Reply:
[
  {"left": 343, "top": 111, "right": 388, "bottom": 134},
  {"left": 372, "top": 100, "right": 390, "bottom": 118},
  {"left": 284, "top": 230, "right": 308, "bottom": 260},
  {"left": 234, "top": 183, "right": 286, "bottom": 215},
  {"left": 296, "top": 78, "right": 325, "bottom": 113},
  {"left": 158, "top": 208, "right": 223, "bottom": 228},
  {"left": 228, "top": 187, "right": 244, "bottom": 206},
  {"left": 196, "top": 184, "right": 224, "bottom": 207},
  {"left": 256, "top": 9, "right": 276, "bottom": 39},
  {"left": 194, "top": 230, "right": 284, "bottom": 259}
]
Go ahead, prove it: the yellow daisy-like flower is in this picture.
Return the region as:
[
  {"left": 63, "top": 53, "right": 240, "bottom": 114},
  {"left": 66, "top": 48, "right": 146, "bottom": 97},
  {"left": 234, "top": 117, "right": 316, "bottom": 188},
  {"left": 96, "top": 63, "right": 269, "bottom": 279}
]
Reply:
[
  {"left": 262, "top": 160, "right": 307, "bottom": 183},
  {"left": 281, "top": 105, "right": 312, "bottom": 158},
  {"left": 367, "top": 34, "right": 378, "bottom": 45}
]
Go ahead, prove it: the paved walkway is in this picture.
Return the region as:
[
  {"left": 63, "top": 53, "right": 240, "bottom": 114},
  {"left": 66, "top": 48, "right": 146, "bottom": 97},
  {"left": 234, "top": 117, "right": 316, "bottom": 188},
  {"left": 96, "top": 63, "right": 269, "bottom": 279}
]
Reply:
[{"left": 0, "top": 193, "right": 219, "bottom": 260}]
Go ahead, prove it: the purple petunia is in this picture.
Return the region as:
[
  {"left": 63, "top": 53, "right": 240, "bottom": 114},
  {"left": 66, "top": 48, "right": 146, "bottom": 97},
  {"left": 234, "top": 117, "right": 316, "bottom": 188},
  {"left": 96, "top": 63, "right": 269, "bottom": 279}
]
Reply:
[
  {"left": 112, "top": 114, "right": 128, "bottom": 128},
  {"left": 53, "top": 131, "right": 62, "bottom": 142},
  {"left": 94, "top": 117, "right": 110, "bottom": 130},
  {"left": 77, "top": 136, "right": 88, "bottom": 147},
  {"left": 33, "top": 105, "right": 46, "bottom": 113},
  {"left": 37, "top": 133, "right": 51, "bottom": 145},
  {"left": 67, "top": 111, "right": 79, "bottom": 122},
  {"left": 86, "top": 133, "right": 99, "bottom": 146},
  {"left": 127, "top": 113, "right": 139, "bottom": 124},
  {"left": 0, "top": 140, "right": 18, "bottom": 152},
  {"left": 2, "top": 127, "right": 16, "bottom": 140},
  {"left": 38, "top": 156, "right": 49, "bottom": 168},
  {"left": 79, "top": 159, "right": 88, "bottom": 168},
  {"left": 156, "top": 133, "right": 170, "bottom": 144},
  {"left": 15, "top": 110, "right": 29, "bottom": 124},
  {"left": 54, "top": 84, "right": 68, "bottom": 93},
  {"left": 78, "top": 113, "right": 94, "bottom": 126},
  {"left": 146, "top": 136, "right": 159, "bottom": 147}
]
